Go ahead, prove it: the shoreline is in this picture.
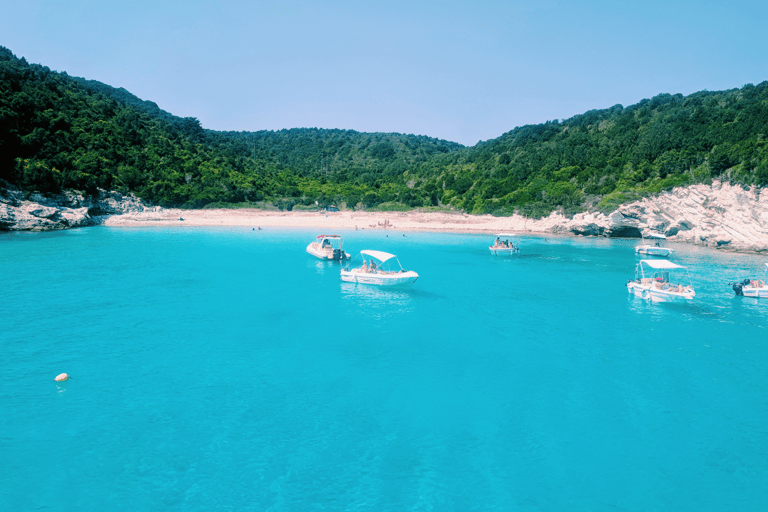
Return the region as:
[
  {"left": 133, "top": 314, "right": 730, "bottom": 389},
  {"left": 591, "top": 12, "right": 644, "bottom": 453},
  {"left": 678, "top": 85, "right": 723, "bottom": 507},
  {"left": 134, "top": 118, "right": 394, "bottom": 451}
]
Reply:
[
  {"left": 98, "top": 206, "right": 768, "bottom": 254},
  {"left": 5, "top": 180, "right": 768, "bottom": 253},
  {"left": 101, "top": 208, "right": 555, "bottom": 235},
  {"left": 6, "top": 204, "right": 768, "bottom": 254}
]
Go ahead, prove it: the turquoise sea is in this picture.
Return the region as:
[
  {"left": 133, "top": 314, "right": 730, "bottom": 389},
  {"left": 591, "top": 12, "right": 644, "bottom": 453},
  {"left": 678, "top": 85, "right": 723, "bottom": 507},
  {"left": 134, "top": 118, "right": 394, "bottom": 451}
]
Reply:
[{"left": 2, "top": 226, "right": 767, "bottom": 511}]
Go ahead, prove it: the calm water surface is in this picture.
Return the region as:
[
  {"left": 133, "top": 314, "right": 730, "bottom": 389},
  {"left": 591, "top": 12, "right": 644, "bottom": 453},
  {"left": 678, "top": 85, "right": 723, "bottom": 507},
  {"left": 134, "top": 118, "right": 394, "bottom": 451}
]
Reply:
[{"left": 2, "top": 227, "right": 767, "bottom": 511}]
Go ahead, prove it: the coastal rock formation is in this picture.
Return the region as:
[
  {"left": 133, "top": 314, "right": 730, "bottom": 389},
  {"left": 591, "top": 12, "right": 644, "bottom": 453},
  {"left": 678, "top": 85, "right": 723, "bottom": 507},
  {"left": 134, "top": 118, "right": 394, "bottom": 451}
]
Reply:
[
  {"left": 0, "top": 181, "right": 157, "bottom": 231},
  {"left": 530, "top": 180, "right": 768, "bottom": 252},
  {"left": 3, "top": 179, "right": 768, "bottom": 252}
]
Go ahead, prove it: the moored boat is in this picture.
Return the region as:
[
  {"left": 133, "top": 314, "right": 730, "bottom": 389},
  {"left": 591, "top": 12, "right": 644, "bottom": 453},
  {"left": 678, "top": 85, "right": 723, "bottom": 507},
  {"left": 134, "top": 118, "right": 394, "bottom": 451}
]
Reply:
[
  {"left": 306, "top": 234, "right": 350, "bottom": 261},
  {"left": 635, "top": 232, "right": 673, "bottom": 257},
  {"left": 340, "top": 250, "right": 419, "bottom": 286},
  {"left": 627, "top": 259, "right": 695, "bottom": 303},
  {"left": 730, "top": 263, "right": 768, "bottom": 297},
  {"left": 307, "top": 235, "right": 349, "bottom": 261},
  {"left": 489, "top": 233, "right": 520, "bottom": 256}
]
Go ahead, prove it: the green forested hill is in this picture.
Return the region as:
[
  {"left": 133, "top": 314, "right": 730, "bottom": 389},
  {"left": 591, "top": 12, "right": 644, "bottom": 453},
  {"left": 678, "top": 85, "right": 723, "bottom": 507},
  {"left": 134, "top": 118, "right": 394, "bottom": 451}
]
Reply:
[
  {"left": 208, "top": 129, "right": 461, "bottom": 178},
  {"left": 417, "top": 86, "right": 768, "bottom": 216},
  {"left": 2, "top": 45, "right": 768, "bottom": 215},
  {"left": 0, "top": 46, "right": 463, "bottom": 209}
]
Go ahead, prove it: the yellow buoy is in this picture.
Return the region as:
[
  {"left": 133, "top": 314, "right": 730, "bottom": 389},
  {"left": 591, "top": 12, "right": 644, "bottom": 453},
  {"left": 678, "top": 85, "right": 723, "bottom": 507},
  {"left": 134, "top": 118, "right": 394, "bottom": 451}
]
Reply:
[{"left": 54, "top": 373, "right": 70, "bottom": 382}]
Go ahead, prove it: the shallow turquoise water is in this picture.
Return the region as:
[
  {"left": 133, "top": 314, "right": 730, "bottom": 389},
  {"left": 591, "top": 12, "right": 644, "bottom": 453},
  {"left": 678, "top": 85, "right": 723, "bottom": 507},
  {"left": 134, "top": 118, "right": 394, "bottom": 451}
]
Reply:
[{"left": 2, "top": 227, "right": 767, "bottom": 511}]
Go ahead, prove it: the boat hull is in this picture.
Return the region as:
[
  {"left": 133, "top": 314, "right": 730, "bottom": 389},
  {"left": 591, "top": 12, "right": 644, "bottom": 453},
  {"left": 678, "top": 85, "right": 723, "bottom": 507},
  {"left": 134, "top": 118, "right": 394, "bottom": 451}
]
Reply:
[
  {"left": 627, "top": 282, "right": 651, "bottom": 300},
  {"left": 741, "top": 286, "right": 768, "bottom": 298},
  {"left": 649, "top": 288, "right": 695, "bottom": 303},
  {"left": 635, "top": 246, "right": 672, "bottom": 257},
  {"left": 627, "top": 282, "right": 694, "bottom": 303},
  {"left": 340, "top": 269, "right": 419, "bottom": 286},
  {"left": 489, "top": 246, "right": 519, "bottom": 256},
  {"left": 307, "top": 243, "right": 350, "bottom": 261}
]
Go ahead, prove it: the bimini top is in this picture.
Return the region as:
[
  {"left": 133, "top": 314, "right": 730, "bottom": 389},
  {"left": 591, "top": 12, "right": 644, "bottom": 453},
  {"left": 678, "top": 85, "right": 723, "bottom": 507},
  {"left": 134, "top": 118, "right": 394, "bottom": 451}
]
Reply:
[
  {"left": 360, "top": 250, "right": 397, "bottom": 264},
  {"left": 317, "top": 234, "right": 341, "bottom": 239},
  {"left": 494, "top": 233, "right": 518, "bottom": 237},
  {"left": 640, "top": 259, "right": 685, "bottom": 270}
]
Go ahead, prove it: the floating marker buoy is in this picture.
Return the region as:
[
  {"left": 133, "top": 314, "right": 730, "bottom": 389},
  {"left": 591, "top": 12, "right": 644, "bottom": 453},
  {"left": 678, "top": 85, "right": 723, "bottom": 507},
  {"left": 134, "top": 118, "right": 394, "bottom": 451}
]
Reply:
[{"left": 54, "top": 373, "right": 70, "bottom": 382}]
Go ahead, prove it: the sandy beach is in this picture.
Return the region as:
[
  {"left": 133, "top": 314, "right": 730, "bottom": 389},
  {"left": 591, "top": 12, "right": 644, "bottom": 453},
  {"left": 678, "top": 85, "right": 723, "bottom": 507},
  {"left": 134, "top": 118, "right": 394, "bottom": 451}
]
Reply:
[
  {"left": 101, "top": 208, "right": 540, "bottom": 234},
  {"left": 6, "top": 179, "right": 766, "bottom": 250},
  {"left": 87, "top": 181, "right": 768, "bottom": 253}
]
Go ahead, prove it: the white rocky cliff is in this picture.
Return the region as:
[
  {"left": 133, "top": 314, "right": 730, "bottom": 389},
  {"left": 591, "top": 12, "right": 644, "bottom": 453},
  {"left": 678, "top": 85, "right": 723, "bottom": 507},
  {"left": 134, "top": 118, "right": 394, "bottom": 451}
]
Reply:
[
  {"left": 0, "top": 181, "right": 161, "bottom": 231},
  {"left": 527, "top": 180, "right": 768, "bottom": 252}
]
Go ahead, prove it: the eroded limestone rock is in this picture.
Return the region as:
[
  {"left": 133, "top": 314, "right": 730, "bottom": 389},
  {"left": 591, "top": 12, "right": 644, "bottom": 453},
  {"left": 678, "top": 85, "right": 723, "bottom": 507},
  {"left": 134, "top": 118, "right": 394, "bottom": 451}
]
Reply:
[{"left": 0, "top": 181, "right": 152, "bottom": 231}]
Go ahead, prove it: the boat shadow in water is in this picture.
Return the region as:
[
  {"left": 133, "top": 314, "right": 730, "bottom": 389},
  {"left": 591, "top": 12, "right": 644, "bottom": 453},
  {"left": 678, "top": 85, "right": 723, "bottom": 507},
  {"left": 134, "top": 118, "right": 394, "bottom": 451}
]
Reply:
[
  {"left": 489, "top": 253, "right": 542, "bottom": 261},
  {"left": 310, "top": 259, "right": 346, "bottom": 275},
  {"left": 339, "top": 281, "right": 439, "bottom": 298},
  {"left": 340, "top": 282, "right": 415, "bottom": 317},
  {"left": 627, "top": 294, "right": 737, "bottom": 324}
]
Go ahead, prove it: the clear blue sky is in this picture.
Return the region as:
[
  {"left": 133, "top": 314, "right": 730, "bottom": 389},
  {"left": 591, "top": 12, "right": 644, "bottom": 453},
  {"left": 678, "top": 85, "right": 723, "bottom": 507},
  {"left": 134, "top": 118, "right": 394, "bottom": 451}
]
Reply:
[{"left": 3, "top": 0, "right": 767, "bottom": 146}]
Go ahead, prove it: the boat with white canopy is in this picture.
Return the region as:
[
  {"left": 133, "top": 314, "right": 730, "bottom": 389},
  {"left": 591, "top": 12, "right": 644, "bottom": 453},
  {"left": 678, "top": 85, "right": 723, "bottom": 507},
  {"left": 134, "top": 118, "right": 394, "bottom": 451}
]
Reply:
[
  {"left": 730, "top": 263, "right": 768, "bottom": 297},
  {"left": 627, "top": 259, "right": 695, "bottom": 303},
  {"left": 635, "top": 232, "right": 673, "bottom": 257},
  {"left": 306, "top": 234, "right": 350, "bottom": 261},
  {"left": 340, "top": 250, "right": 419, "bottom": 286},
  {"left": 489, "top": 233, "right": 520, "bottom": 256}
]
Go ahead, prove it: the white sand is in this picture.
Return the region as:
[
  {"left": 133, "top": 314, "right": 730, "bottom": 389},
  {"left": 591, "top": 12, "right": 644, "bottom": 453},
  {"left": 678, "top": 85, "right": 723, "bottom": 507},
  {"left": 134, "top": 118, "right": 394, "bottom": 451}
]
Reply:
[{"left": 102, "top": 208, "right": 544, "bottom": 234}]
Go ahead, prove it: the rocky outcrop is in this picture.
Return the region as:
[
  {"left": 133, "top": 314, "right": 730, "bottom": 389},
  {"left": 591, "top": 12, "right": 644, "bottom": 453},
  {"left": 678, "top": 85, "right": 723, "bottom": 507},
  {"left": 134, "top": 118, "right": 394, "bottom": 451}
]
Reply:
[
  {"left": 0, "top": 181, "right": 159, "bottom": 231},
  {"left": 4, "top": 179, "right": 768, "bottom": 252},
  {"left": 516, "top": 180, "right": 768, "bottom": 252}
]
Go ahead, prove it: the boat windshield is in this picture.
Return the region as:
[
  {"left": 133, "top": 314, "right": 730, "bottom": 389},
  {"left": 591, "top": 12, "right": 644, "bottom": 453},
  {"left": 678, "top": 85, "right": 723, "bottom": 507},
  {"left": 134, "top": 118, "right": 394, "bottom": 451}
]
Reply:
[{"left": 317, "top": 236, "right": 343, "bottom": 248}]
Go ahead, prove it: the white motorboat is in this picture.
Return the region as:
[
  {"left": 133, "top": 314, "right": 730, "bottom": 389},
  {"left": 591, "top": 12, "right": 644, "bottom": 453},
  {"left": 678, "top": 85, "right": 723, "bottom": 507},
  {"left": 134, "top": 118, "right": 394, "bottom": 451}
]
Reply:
[
  {"left": 731, "top": 263, "right": 768, "bottom": 297},
  {"left": 635, "top": 232, "right": 673, "bottom": 257},
  {"left": 489, "top": 233, "right": 520, "bottom": 256},
  {"left": 306, "top": 234, "right": 350, "bottom": 261},
  {"left": 627, "top": 259, "right": 695, "bottom": 303},
  {"left": 340, "top": 250, "right": 419, "bottom": 286}
]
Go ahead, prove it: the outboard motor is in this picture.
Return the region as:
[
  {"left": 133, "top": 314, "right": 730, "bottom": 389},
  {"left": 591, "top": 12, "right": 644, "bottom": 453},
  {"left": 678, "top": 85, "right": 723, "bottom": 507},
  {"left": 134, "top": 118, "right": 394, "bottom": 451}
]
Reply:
[
  {"left": 333, "top": 248, "right": 342, "bottom": 260},
  {"left": 732, "top": 278, "right": 751, "bottom": 296}
]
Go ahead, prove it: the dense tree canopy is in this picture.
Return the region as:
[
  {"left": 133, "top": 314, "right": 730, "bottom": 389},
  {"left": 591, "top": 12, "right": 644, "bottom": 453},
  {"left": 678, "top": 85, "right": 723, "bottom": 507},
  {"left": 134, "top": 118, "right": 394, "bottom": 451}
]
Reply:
[
  {"left": 420, "top": 87, "right": 768, "bottom": 216},
  {"left": 2, "top": 46, "right": 768, "bottom": 216}
]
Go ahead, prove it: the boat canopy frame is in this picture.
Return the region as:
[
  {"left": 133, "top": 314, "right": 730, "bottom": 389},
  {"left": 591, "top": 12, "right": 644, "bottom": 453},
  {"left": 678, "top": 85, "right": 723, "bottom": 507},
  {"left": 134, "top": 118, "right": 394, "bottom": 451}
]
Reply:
[
  {"left": 639, "top": 259, "right": 684, "bottom": 270},
  {"left": 360, "top": 250, "right": 398, "bottom": 264},
  {"left": 635, "top": 259, "right": 693, "bottom": 289}
]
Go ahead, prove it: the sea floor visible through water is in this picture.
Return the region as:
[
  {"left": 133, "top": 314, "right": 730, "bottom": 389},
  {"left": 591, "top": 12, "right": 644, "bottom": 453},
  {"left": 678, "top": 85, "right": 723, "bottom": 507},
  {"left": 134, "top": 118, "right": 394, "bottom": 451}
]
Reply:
[{"left": 2, "top": 226, "right": 767, "bottom": 511}]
